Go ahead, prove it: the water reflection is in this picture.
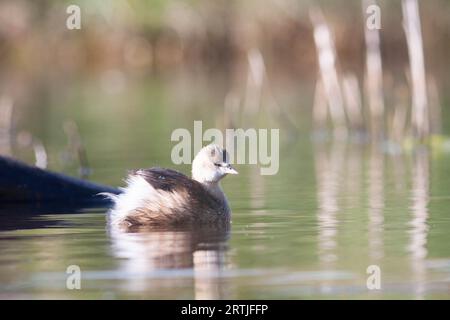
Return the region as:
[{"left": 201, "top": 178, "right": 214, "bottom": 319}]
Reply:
[
  {"left": 314, "top": 141, "right": 348, "bottom": 294},
  {"left": 0, "top": 204, "right": 107, "bottom": 231},
  {"left": 314, "top": 138, "right": 433, "bottom": 296},
  {"left": 109, "top": 224, "right": 230, "bottom": 299},
  {"left": 368, "top": 145, "right": 384, "bottom": 261},
  {"left": 314, "top": 141, "right": 343, "bottom": 294},
  {"left": 408, "top": 148, "right": 430, "bottom": 299}
]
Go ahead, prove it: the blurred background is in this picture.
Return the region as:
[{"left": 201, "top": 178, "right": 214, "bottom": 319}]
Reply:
[
  {"left": 1, "top": 0, "right": 450, "bottom": 299},
  {"left": 1, "top": 0, "right": 449, "bottom": 176}
]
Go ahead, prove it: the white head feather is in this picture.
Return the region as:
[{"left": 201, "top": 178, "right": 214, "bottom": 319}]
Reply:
[{"left": 191, "top": 144, "right": 238, "bottom": 184}]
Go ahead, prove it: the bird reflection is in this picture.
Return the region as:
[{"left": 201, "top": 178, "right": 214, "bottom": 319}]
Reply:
[{"left": 109, "top": 223, "right": 230, "bottom": 299}]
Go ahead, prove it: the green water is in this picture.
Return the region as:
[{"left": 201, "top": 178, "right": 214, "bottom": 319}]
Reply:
[{"left": 1, "top": 75, "right": 450, "bottom": 299}]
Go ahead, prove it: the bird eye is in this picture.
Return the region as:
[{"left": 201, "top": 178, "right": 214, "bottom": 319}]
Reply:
[{"left": 214, "top": 163, "right": 221, "bottom": 167}]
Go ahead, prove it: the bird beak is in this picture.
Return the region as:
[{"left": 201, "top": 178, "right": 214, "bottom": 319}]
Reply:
[{"left": 224, "top": 164, "right": 238, "bottom": 175}]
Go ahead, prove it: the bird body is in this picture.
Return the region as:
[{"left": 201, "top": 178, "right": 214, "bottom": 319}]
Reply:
[{"left": 106, "top": 144, "right": 237, "bottom": 227}]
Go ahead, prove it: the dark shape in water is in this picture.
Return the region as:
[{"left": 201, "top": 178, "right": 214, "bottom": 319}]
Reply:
[{"left": 0, "top": 155, "right": 120, "bottom": 208}]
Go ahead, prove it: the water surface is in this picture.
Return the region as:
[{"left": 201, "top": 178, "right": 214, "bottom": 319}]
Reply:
[{"left": 1, "top": 75, "right": 450, "bottom": 299}]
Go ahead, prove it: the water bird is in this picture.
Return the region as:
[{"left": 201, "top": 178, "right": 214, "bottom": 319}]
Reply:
[{"left": 105, "top": 144, "right": 238, "bottom": 227}]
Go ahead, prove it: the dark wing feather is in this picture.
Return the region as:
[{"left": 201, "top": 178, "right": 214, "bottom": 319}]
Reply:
[
  {"left": 133, "top": 168, "right": 189, "bottom": 192},
  {"left": 132, "top": 167, "right": 221, "bottom": 209}
]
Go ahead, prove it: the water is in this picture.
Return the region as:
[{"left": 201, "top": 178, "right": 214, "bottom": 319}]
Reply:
[{"left": 1, "top": 74, "right": 450, "bottom": 299}]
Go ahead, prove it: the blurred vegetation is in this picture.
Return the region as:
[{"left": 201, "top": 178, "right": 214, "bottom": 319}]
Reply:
[
  {"left": 0, "top": 0, "right": 449, "bottom": 80},
  {"left": 0, "top": 0, "right": 450, "bottom": 171}
]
